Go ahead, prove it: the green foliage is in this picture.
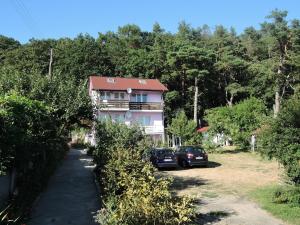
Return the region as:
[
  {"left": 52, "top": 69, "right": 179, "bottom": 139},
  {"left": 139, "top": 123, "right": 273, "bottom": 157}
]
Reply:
[
  {"left": 93, "top": 121, "right": 195, "bottom": 225},
  {"left": 168, "top": 111, "right": 201, "bottom": 145},
  {"left": 205, "top": 98, "right": 267, "bottom": 148},
  {"left": 273, "top": 186, "right": 300, "bottom": 206},
  {"left": 0, "top": 94, "right": 67, "bottom": 222},
  {"left": 259, "top": 93, "right": 300, "bottom": 184},
  {"left": 93, "top": 120, "right": 145, "bottom": 167}
]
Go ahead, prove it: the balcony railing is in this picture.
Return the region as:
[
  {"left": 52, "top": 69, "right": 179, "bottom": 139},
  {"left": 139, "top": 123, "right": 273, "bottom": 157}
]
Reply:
[
  {"left": 97, "top": 100, "right": 129, "bottom": 109},
  {"left": 129, "top": 102, "right": 163, "bottom": 110},
  {"left": 144, "top": 125, "right": 164, "bottom": 134},
  {"left": 96, "top": 100, "right": 163, "bottom": 111}
]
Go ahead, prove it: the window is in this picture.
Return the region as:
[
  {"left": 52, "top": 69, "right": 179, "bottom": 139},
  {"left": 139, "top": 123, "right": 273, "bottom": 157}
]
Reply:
[
  {"left": 98, "top": 114, "right": 110, "bottom": 121},
  {"left": 139, "top": 116, "right": 151, "bottom": 126},
  {"left": 132, "top": 93, "right": 148, "bottom": 102},
  {"left": 142, "top": 94, "right": 147, "bottom": 102},
  {"left": 107, "top": 78, "right": 115, "bottom": 83},
  {"left": 114, "top": 92, "right": 119, "bottom": 99},
  {"left": 113, "top": 92, "right": 126, "bottom": 100},
  {"left": 139, "top": 79, "right": 147, "bottom": 84},
  {"left": 112, "top": 114, "right": 125, "bottom": 123},
  {"left": 100, "top": 92, "right": 111, "bottom": 100}
]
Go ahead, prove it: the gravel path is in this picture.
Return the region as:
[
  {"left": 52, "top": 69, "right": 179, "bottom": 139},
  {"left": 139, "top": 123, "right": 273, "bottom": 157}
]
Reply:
[
  {"left": 29, "top": 149, "right": 99, "bottom": 225},
  {"left": 160, "top": 152, "right": 287, "bottom": 225},
  {"left": 196, "top": 195, "right": 285, "bottom": 225}
]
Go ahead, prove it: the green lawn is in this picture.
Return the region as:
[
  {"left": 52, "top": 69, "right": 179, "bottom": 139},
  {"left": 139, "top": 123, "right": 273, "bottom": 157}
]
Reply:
[{"left": 250, "top": 185, "right": 300, "bottom": 225}]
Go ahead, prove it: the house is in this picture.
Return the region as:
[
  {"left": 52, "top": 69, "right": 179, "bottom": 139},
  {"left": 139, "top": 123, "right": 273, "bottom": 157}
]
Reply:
[{"left": 88, "top": 76, "right": 168, "bottom": 144}]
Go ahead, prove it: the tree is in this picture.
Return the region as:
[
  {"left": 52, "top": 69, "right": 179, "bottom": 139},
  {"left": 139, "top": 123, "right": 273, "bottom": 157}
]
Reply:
[
  {"left": 168, "top": 111, "right": 201, "bottom": 144},
  {"left": 215, "top": 53, "right": 248, "bottom": 107},
  {"left": 261, "top": 9, "right": 300, "bottom": 117},
  {"left": 167, "top": 44, "right": 214, "bottom": 120},
  {"left": 259, "top": 93, "right": 300, "bottom": 184},
  {"left": 205, "top": 98, "right": 267, "bottom": 148}
]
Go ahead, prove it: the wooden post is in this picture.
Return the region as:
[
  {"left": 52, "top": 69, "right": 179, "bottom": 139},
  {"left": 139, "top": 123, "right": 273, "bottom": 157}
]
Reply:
[
  {"left": 194, "top": 77, "right": 198, "bottom": 123},
  {"left": 48, "top": 48, "right": 53, "bottom": 79}
]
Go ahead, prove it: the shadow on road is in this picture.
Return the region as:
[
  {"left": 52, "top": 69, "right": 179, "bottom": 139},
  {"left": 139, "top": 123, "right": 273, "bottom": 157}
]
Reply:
[
  {"left": 192, "top": 211, "right": 233, "bottom": 224},
  {"left": 170, "top": 175, "right": 207, "bottom": 191},
  {"left": 207, "top": 161, "right": 222, "bottom": 168}
]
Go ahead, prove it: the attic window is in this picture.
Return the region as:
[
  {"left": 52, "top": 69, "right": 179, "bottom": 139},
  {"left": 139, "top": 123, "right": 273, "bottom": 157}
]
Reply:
[
  {"left": 107, "top": 78, "right": 115, "bottom": 83},
  {"left": 139, "top": 79, "right": 146, "bottom": 84}
]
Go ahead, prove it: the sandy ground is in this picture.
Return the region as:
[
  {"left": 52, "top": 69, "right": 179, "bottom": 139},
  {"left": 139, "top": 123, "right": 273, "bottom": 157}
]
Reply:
[{"left": 159, "top": 151, "right": 286, "bottom": 225}]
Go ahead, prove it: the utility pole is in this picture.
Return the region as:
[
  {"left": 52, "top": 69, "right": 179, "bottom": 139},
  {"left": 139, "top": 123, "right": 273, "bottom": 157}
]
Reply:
[
  {"left": 193, "top": 77, "right": 198, "bottom": 124},
  {"left": 48, "top": 48, "right": 53, "bottom": 79}
]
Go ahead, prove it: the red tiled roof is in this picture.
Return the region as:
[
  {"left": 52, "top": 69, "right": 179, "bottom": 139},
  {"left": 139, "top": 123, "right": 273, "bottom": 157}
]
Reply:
[
  {"left": 89, "top": 76, "right": 168, "bottom": 92},
  {"left": 197, "top": 126, "right": 209, "bottom": 133}
]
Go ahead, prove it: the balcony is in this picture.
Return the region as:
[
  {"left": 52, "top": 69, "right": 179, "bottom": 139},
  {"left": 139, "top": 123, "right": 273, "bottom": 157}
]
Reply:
[
  {"left": 143, "top": 125, "right": 164, "bottom": 134},
  {"left": 97, "top": 100, "right": 129, "bottom": 110},
  {"left": 129, "top": 102, "right": 163, "bottom": 111}
]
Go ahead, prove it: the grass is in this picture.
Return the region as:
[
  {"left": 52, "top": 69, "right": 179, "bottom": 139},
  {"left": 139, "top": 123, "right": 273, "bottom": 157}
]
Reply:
[{"left": 250, "top": 185, "right": 300, "bottom": 225}]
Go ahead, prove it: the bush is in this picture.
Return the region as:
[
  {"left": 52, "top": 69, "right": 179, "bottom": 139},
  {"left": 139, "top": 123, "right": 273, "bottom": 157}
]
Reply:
[
  {"left": 0, "top": 94, "right": 67, "bottom": 223},
  {"left": 168, "top": 111, "right": 202, "bottom": 145},
  {"left": 205, "top": 97, "right": 267, "bottom": 149},
  {"left": 259, "top": 93, "right": 300, "bottom": 184},
  {"left": 273, "top": 186, "right": 300, "bottom": 206},
  {"left": 93, "top": 120, "right": 146, "bottom": 167},
  {"left": 93, "top": 120, "right": 195, "bottom": 225}
]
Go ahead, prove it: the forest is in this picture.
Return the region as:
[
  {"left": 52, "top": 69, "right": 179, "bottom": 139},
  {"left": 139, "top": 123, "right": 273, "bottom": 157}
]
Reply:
[
  {"left": 0, "top": 9, "right": 299, "bottom": 122},
  {"left": 0, "top": 8, "right": 300, "bottom": 224}
]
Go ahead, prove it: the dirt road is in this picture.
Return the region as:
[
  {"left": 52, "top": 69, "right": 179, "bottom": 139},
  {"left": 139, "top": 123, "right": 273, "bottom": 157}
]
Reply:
[{"left": 160, "top": 152, "right": 286, "bottom": 225}]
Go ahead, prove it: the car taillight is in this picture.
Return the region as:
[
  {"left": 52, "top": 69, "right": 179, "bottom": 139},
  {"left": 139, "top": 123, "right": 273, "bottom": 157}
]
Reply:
[{"left": 187, "top": 153, "right": 194, "bottom": 159}]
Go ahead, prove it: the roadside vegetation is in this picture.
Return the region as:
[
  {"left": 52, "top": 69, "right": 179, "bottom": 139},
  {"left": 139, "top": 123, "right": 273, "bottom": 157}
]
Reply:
[
  {"left": 92, "top": 120, "right": 195, "bottom": 225},
  {"left": 0, "top": 94, "right": 68, "bottom": 224},
  {"left": 250, "top": 186, "right": 300, "bottom": 225}
]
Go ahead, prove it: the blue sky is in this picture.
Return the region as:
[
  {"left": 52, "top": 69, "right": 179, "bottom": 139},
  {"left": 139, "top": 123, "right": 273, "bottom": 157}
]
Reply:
[{"left": 1, "top": 0, "right": 299, "bottom": 43}]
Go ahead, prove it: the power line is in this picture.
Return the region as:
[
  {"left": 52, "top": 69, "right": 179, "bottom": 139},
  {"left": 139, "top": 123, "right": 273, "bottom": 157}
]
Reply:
[{"left": 10, "top": 0, "right": 43, "bottom": 38}]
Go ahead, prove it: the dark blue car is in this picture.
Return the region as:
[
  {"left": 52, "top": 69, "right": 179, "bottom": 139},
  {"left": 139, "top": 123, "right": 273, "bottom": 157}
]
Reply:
[{"left": 149, "top": 148, "right": 178, "bottom": 168}]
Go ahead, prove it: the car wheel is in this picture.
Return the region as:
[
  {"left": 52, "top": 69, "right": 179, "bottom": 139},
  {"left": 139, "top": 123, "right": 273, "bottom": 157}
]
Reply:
[{"left": 181, "top": 160, "right": 188, "bottom": 168}]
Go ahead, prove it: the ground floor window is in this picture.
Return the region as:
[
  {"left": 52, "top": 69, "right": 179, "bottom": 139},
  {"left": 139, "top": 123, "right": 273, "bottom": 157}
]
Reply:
[
  {"left": 98, "top": 113, "right": 110, "bottom": 121},
  {"left": 138, "top": 115, "right": 151, "bottom": 126},
  {"left": 112, "top": 114, "right": 125, "bottom": 123}
]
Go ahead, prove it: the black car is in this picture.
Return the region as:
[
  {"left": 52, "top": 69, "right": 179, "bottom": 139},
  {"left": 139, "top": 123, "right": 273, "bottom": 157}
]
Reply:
[
  {"left": 176, "top": 146, "right": 208, "bottom": 168},
  {"left": 149, "top": 148, "right": 178, "bottom": 168}
]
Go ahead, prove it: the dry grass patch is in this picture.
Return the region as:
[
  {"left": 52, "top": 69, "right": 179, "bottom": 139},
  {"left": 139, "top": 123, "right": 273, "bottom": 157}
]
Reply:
[{"left": 160, "top": 151, "right": 284, "bottom": 196}]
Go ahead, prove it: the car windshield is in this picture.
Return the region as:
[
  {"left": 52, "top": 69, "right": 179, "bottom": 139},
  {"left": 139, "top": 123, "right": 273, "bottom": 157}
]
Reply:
[
  {"left": 156, "top": 149, "right": 173, "bottom": 155},
  {"left": 187, "top": 147, "right": 204, "bottom": 154}
]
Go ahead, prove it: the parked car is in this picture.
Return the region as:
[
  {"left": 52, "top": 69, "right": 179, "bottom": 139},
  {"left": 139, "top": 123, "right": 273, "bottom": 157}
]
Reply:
[
  {"left": 149, "top": 148, "right": 178, "bottom": 168},
  {"left": 176, "top": 146, "right": 208, "bottom": 168}
]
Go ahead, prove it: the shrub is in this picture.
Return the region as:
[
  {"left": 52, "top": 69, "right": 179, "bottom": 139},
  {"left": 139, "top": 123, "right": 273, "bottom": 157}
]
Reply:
[
  {"left": 93, "top": 120, "right": 145, "bottom": 167},
  {"left": 273, "top": 186, "right": 300, "bottom": 206},
  {"left": 205, "top": 97, "right": 267, "bottom": 149},
  {"left": 93, "top": 120, "right": 195, "bottom": 225},
  {"left": 0, "top": 94, "right": 67, "bottom": 223},
  {"left": 168, "top": 110, "right": 202, "bottom": 145},
  {"left": 259, "top": 93, "right": 300, "bottom": 184}
]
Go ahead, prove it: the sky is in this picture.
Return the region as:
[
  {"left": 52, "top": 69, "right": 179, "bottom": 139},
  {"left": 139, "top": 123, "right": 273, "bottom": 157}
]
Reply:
[{"left": 1, "top": 0, "right": 300, "bottom": 43}]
